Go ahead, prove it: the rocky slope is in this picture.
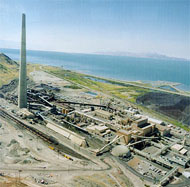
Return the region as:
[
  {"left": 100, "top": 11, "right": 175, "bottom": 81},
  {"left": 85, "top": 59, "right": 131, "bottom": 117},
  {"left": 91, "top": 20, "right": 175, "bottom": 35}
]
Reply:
[
  {"left": 0, "top": 53, "right": 18, "bottom": 65},
  {"left": 136, "top": 92, "right": 190, "bottom": 126},
  {"left": 0, "top": 53, "right": 18, "bottom": 87}
]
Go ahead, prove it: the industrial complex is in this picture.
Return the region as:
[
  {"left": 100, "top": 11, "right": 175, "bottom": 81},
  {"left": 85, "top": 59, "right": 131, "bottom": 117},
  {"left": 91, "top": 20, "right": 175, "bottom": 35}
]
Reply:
[{"left": 0, "top": 14, "right": 190, "bottom": 187}]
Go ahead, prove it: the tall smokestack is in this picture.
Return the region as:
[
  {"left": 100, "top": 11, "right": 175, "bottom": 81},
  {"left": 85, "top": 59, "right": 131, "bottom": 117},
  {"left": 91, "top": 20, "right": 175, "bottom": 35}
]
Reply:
[{"left": 18, "top": 14, "right": 27, "bottom": 108}]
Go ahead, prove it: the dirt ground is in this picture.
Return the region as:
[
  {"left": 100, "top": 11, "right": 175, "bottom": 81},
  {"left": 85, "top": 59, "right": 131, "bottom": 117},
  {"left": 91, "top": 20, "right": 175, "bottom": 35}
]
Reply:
[
  {"left": 0, "top": 70, "right": 147, "bottom": 187},
  {"left": 0, "top": 176, "right": 27, "bottom": 187},
  {"left": 30, "top": 70, "right": 70, "bottom": 87},
  {"left": 0, "top": 109, "right": 137, "bottom": 187},
  {"left": 128, "top": 157, "right": 141, "bottom": 168}
]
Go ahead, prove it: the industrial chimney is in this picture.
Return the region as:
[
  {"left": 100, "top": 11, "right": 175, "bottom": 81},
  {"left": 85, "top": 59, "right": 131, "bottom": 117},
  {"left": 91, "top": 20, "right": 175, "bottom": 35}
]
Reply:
[{"left": 18, "top": 14, "right": 27, "bottom": 108}]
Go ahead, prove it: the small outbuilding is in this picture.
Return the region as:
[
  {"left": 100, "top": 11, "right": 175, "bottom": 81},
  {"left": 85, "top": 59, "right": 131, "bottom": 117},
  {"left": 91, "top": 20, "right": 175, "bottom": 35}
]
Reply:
[{"left": 171, "top": 144, "right": 183, "bottom": 152}]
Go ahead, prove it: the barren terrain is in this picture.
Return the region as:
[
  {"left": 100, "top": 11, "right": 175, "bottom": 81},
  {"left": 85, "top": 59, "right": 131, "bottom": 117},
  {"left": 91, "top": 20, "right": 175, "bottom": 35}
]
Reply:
[{"left": 0, "top": 66, "right": 146, "bottom": 187}]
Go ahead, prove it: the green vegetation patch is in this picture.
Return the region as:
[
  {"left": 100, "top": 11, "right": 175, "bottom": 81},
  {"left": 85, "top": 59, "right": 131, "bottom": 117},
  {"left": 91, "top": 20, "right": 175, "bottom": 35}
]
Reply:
[
  {"left": 0, "top": 64, "right": 7, "bottom": 71},
  {"left": 64, "top": 85, "right": 81, "bottom": 89},
  {"left": 44, "top": 66, "right": 150, "bottom": 103}
]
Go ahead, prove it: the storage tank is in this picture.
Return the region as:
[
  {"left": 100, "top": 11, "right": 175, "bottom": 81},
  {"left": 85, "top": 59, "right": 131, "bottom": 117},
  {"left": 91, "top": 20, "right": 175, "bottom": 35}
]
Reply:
[{"left": 111, "top": 145, "right": 131, "bottom": 157}]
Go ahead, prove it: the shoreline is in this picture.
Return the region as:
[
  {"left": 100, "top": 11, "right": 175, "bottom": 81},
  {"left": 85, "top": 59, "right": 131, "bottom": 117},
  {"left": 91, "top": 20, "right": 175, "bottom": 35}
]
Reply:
[
  {"left": 48, "top": 65, "right": 190, "bottom": 92},
  {"left": 40, "top": 63, "right": 190, "bottom": 95},
  {"left": 1, "top": 48, "right": 190, "bottom": 91}
]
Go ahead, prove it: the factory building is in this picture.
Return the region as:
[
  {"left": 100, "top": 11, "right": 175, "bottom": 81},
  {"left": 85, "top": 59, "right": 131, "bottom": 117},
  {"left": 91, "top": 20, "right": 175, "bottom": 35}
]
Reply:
[
  {"left": 95, "top": 109, "right": 112, "bottom": 120},
  {"left": 156, "top": 124, "right": 171, "bottom": 136},
  {"left": 171, "top": 144, "right": 188, "bottom": 155},
  {"left": 17, "top": 108, "right": 34, "bottom": 119},
  {"left": 86, "top": 124, "right": 111, "bottom": 137},
  {"left": 124, "top": 107, "right": 139, "bottom": 115},
  {"left": 140, "top": 123, "right": 155, "bottom": 135},
  {"left": 133, "top": 117, "right": 148, "bottom": 126},
  {"left": 115, "top": 116, "right": 157, "bottom": 145},
  {"left": 117, "top": 129, "right": 132, "bottom": 144},
  {"left": 132, "top": 116, "right": 170, "bottom": 136},
  {"left": 148, "top": 117, "right": 165, "bottom": 126},
  {"left": 46, "top": 121, "right": 86, "bottom": 147},
  {"left": 132, "top": 117, "right": 155, "bottom": 136},
  {"left": 184, "top": 135, "right": 190, "bottom": 146}
]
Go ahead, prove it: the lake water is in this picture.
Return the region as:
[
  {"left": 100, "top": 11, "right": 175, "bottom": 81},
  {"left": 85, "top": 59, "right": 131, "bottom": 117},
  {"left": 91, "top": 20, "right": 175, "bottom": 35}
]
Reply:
[{"left": 1, "top": 48, "right": 190, "bottom": 91}]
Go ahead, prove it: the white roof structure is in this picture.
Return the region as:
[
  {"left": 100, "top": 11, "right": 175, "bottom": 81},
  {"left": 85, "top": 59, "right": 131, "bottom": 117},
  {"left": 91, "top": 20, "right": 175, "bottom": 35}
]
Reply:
[
  {"left": 182, "top": 172, "right": 190, "bottom": 178},
  {"left": 171, "top": 144, "right": 183, "bottom": 151},
  {"left": 47, "top": 123, "right": 70, "bottom": 138},
  {"left": 147, "top": 117, "right": 163, "bottom": 125},
  {"left": 179, "top": 148, "right": 188, "bottom": 155},
  {"left": 18, "top": 108, "right": 33, "bottom": 117},
  {"left": 46, "top": 122, "right": 86, "bottom": 147},
  {"left": 86, "top": 125, "right": 96, "bottom": 131},
  {"left": 95, "top": 125, "right": 108, "bottom": 132},
  {"left": 167, "top": 124, "right": 173, "bottom": 128},
  {"left": 133, "top": 114, "right": 143, "bottom": 118}
]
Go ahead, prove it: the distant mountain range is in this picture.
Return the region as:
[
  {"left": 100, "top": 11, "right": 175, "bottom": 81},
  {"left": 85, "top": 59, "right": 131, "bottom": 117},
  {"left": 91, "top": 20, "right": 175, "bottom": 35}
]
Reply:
[{"left": 94, "top": 51, "right": 189, "bottom": 61}]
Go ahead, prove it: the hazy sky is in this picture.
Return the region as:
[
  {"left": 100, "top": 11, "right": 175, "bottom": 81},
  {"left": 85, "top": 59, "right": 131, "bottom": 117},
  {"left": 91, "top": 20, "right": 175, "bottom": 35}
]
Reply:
[{"left": 0, "top": 0, "right": 189, "bottom": 59}]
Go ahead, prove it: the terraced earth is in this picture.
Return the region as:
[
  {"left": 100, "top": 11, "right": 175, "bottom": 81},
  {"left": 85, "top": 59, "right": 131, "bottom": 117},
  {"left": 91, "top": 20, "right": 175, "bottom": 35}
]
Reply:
[{"left": 137, "top": 92, "right": 190, "bottom": 126}]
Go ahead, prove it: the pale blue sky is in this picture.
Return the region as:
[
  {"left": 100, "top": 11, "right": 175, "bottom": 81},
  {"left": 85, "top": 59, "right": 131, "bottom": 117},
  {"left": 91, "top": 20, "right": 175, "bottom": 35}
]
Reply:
[{"left": 0, "top": 0, "right": 189, "bottom": 59}]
